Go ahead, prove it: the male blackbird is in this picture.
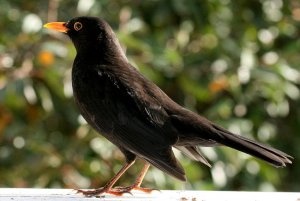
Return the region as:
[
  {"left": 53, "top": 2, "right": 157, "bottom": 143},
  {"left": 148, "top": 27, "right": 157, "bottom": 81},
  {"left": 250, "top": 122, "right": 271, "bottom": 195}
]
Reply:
[{"left": 44, "top": 17, "right": 292, "bottom": 196}]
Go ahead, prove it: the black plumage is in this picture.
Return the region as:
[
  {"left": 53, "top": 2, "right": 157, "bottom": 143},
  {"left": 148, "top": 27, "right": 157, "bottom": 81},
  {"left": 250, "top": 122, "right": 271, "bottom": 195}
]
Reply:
[{"left": 44, "top": 16, "right": 292, "bottom": 196}]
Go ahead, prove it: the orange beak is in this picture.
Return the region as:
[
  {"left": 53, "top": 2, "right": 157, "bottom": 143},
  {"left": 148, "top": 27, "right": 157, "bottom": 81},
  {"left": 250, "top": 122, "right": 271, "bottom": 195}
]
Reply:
[{"left": 43, "top": 22, "right": 68, "bottom": 33}]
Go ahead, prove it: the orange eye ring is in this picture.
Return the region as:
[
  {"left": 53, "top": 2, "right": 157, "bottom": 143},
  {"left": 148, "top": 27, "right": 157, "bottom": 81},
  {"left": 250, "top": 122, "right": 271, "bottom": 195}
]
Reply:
[{"left": 74, "top": 22, "right": 83, "bottom": 31}]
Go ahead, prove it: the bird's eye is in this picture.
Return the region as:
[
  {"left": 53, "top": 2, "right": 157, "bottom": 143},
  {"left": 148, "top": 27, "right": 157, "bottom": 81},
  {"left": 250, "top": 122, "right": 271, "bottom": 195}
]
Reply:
[{"left": 74, "top": 22, "right": 83, "bottom": 31}]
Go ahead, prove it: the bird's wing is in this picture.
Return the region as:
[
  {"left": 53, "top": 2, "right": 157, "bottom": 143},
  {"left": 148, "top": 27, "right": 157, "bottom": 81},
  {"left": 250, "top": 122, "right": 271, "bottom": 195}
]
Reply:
[
  {"left": 113, "top": 66, "right": 172, "bottom": 126},
  {"left": 108, "top": 64, "right": 216, "bottom": 171}
]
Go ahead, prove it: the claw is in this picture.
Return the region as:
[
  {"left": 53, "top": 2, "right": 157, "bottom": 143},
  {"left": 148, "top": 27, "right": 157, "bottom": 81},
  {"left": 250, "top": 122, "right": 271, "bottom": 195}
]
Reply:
[
  {"left": 77, "top": 186, "right": 154, "bottom": 197},
  {"left": 133, "top": 186, "right": 154, "bottom": 193},
  {"left": 76, "top": 162, "right": 153, "bottom": 197},
  {"left": 77, "top": 188, "right": 125, "bottom": 197},
  {"left": 77, "top": 188, "right": 105, "bottom": 197},
  {"left": 114, "top": 185, "right": 154, "bottom": 194}
]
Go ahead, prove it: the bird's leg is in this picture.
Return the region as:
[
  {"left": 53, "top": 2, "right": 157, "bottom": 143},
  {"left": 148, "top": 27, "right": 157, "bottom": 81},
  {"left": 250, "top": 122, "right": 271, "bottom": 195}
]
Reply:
[
  {"left": 77, "top": 159, "right": 135, "bottom": 197},
  {"left": 129, "top": 162, "right": 152, "bottom": 192},
  {"left": 114, "top": 162, "right": 153, "bottom": 193}
]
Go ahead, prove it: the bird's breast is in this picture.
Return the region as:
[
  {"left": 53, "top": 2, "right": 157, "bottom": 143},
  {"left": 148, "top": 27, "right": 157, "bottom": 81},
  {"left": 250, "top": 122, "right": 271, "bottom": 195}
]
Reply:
[{"left": 71, "top": 66, "right": 127, "bottom": 140}]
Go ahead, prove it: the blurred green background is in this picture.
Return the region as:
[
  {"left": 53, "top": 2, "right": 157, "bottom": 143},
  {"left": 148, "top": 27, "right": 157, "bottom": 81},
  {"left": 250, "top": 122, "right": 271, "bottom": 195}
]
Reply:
[{"left": 0, "top": 0, "right": 299, "bottom": 191}]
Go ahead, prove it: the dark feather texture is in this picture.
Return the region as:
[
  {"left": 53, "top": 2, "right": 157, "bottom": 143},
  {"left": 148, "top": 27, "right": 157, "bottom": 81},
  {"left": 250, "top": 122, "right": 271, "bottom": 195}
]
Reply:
[{"left": 55, "top": 16, "right": 292, "bottom": 182}]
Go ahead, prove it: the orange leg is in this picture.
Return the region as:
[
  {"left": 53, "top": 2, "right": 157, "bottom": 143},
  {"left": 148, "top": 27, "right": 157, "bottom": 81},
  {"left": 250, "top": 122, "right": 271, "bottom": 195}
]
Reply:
[
  {"left": 77, "top": 160, "right": 135, "bottom": 196},
  {"left": 114, "top": 162, "right": 153, "bottom": 193}
]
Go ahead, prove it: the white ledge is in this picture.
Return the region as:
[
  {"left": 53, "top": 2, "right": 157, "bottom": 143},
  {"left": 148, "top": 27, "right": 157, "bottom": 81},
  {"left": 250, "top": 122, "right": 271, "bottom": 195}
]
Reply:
[{"left": 0, "top": 188, "right": 299, "bottom": 201}]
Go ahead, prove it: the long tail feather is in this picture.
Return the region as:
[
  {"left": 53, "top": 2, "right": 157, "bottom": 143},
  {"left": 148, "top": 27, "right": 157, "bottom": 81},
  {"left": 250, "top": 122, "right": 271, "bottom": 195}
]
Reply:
[{"left": 212, "top": 124, "right": 293, "bottom": 167}]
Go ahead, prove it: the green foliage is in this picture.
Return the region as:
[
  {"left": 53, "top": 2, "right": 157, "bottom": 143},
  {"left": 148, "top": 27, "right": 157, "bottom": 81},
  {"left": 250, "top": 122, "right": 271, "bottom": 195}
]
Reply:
[{"left": 0, "top": 0, "right": 299, "bottom": 191}]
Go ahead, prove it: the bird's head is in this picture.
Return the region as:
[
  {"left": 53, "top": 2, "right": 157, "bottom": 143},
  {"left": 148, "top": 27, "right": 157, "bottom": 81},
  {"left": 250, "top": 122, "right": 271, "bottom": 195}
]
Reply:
[{"left": 44, "top": 16, "right": 127, "bottom": 61}]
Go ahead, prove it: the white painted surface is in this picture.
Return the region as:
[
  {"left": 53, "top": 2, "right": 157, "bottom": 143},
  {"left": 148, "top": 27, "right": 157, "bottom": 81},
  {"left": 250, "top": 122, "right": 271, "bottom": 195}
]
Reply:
[{"left": 0, "top": 188, "right": 299, "bottom": 201}]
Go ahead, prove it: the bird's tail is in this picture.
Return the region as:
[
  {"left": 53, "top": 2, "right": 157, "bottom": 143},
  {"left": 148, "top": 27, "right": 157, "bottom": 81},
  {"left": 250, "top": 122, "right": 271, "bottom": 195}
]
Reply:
[{"left": 211, "top": 124, "right": 293, "bottom": 167}]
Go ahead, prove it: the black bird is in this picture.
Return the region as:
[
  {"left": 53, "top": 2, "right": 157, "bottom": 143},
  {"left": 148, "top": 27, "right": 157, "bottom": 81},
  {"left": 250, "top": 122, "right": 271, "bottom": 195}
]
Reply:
[{"left": 44, "top": 17, "right": 292, "bottom": 196}]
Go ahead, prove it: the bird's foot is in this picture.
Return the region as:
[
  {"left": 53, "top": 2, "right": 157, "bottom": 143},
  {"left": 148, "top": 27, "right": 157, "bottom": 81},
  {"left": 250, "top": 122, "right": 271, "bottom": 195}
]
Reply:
[
  {"left": 77, "top": 187, "right": 127, "bottom": 197},
  {"left": 77, "top": 185, "right": 154, "bottom": 197},
  {"left": 114, "top": 185, "right": 154, "bottom": 194}
]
